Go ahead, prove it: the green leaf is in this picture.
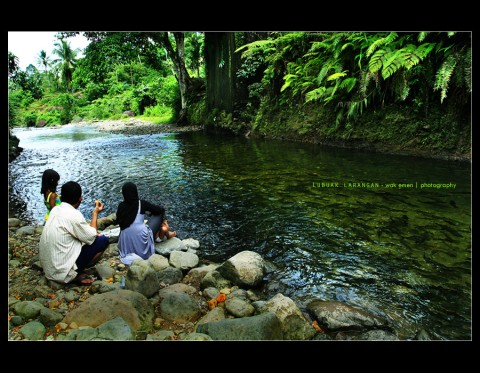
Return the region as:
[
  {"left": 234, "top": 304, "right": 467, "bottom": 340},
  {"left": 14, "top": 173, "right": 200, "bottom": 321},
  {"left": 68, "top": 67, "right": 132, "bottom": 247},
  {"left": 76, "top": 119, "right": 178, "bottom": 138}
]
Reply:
[
  {"left": 327, "top": 71, "right": 348, "bottom": 81},
  {"left": 280, "top": 74, "right": 298, "bottom": 92}
]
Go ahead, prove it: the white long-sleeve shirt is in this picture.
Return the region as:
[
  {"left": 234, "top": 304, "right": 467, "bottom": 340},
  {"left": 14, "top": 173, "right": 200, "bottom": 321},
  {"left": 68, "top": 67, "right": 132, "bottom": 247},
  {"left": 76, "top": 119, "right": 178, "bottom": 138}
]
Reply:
[{"left": 39, "top": 202, "right": 97, "bottom": 283}]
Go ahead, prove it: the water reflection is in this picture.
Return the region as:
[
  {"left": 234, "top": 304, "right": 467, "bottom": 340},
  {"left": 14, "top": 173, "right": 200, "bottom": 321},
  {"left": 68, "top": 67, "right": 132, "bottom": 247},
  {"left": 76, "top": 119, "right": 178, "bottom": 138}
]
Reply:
[{"left": 9, "top": 126, "right": 471, "bottom": 339}]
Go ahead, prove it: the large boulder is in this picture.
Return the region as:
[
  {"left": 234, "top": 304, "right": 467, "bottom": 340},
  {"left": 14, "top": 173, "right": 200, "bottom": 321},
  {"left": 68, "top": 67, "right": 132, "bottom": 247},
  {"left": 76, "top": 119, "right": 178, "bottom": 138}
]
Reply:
[
  {"left": 62, "top": 289, "right": 154, "bottom": 332},
  {"left": 257, "top": 293, "right": 316, "bottom": 340},
  {"left": 169, "top": 251, "right": 199, "bottom": 272},
  {"left": 125, "top": 260, "right": 160, "bottom": 298},
  {"left": 307, "top": 300, "right": 389, "bottom": 331},
  {"left": 217, "top": 250, "right": 265, "bottom": 288},
  {"left": 196, "top": 312, "right": 283, "bottom": 340},
  {"left": 158, "top": 292, "right": 201, "bottom": 323}
]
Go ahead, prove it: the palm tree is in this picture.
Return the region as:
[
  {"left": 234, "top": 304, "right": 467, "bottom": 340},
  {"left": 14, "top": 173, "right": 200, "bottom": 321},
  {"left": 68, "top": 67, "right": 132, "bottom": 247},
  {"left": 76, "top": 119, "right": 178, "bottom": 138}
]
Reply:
[
  {"left": 52, "top": 38, "right": 79, "bottom": 92},
  {"left": 36, "top": 50, "right": 52, "bottom": 86}
]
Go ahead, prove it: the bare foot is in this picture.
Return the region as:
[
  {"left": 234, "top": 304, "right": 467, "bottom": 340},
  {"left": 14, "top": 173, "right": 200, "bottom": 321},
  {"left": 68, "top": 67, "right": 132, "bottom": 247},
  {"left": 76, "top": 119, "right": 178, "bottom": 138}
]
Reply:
[
  {"left": 71, "top": 273, "right": 95, "bottom": 286},
  {"left": 166, "top": 231, "right": 177, "bottom": 239}
]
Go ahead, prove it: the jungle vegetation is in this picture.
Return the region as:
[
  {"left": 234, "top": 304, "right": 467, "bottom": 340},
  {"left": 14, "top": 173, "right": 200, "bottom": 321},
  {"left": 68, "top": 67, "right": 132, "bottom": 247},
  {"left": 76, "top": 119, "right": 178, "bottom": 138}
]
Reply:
[{"left": 8, "top": 31, "right": 471, "bottom": 159}]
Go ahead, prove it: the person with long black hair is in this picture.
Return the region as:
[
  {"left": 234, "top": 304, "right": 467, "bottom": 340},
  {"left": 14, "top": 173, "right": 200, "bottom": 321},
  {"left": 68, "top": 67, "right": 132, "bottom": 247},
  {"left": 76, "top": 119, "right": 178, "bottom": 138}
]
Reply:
[
  {"left": 116, "top": 181, "right": 176, "bottom": 265},
  {"left": 40, "top": 169, "right": 61, "bottom": 220}
]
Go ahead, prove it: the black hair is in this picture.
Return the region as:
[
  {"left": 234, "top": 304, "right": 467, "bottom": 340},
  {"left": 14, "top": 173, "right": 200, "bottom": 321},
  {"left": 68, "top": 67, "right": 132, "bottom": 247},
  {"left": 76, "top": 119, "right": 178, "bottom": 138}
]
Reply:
[
  {"left": 60, "top": 181, "right": 82, "bottom": 205},
  {"left": 40, "top": 169, "right": 60, "bottom": 195}
]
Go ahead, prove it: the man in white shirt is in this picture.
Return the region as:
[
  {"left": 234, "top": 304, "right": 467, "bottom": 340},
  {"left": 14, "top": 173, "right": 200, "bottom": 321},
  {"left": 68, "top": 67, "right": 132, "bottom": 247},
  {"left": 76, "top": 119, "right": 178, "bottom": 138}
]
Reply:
[{"left": 39, "top": 181, "right": 109, "bottom": 285}]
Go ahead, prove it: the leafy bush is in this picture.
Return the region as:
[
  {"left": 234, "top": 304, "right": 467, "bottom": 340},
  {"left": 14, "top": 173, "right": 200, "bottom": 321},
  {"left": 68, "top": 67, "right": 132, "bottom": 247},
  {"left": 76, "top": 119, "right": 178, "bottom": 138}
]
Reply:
[{"left": 24, "top": 111, "right": 37, "bottom": 127}]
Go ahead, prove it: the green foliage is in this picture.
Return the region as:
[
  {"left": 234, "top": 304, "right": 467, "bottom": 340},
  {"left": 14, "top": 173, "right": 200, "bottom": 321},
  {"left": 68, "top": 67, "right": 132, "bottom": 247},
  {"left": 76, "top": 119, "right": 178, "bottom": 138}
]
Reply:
[
  {"left": 186, "top": 96, "right": 207, "bottom": 126},
  {"left": 24, "top": 111, "right": 37, "bottom": 127},
  {"left": 238, "top": 31, "right": 471, "bottom": 129},
  {"left": 53, "top": 93, "right": 75, "bottom": 124}
]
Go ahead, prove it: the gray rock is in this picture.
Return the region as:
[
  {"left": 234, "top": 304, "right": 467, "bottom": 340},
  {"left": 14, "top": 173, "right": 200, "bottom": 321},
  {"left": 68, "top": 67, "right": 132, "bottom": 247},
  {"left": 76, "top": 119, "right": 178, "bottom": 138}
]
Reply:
[
  {"left": 229, "top": 289, "right": 248, "bottom": 301},
  {"left": 33, "top": 285, "right": 54, "bottom": 299},
  {"left": 187, "top": 264, "right": 219, "bottom": 284},
  {"left": 96, "top": 316, "right": 135, "bottom": 340},
  {"left": 19, "top": 321, "right": 46, "bottom": 340},
  {"left": 147, "top": 254, "right": 169, "bottom": 271},
  {"left": 13, "top": 301, "right": 45, "bottom": 319},
  {"left": 356, "top": 329, "right": 400, "bottom": 340},
  {"left": 251, "top": 300, "right": 267, "bottom": 313},
  {"left": 156, "top": 266, "right": 183, "bottom": 286},
  {"left": 225, "top": 297, "right": 255, "bottom": 318},
  {"left": 10, "top": 315, "right": 24, "bottom": 326},
  {"left": 16, "top": 226, "right": 36, "bottom": 235},
  {"left": 8, "top": 218, "right": 21, "bottom": 227},
  {"left": 200, "top": 270, "right": 231, "bottom": 290},
  {"left": 38, "top": 308, "right": 64, "bottom": 326},
  {"left": 169, "top": 251, "right": 199, "bottom": 271},
  {"left": 64, "top": 291, "right": 80, "bottom": 302},
  {"left": 203, "top": 287, "right": 220, "bottom": 300},
  {"left": 246, "top": 289, "right": 262, "bottom": 302},
  {"left": 159, "top": 292, "right": 201, "bottom": 323},
  {"left": 195, "top": 307, "right": 226, "bottom": 330},
  {"left": 64, "top": 327, "right": 99, "bottom": 340},
  {"left": 34, "top": 226, "right": 44, "bottom": 234},
  {"left": 47, "top": 279, "right": 66, "bottom": 290},
  {"left": 196, "top": 312, "right": 283, "bottom": 340},
  {"left": 8, "top": 296, "right": 20, "bottom": 306},
  {"left": 158, "top": 283, "right": 197, "bottom": 300},
  {"left": 307, "top": 300, "right": 389, "bottom": 331},
  {"left": 9, "top": 259, "right": 21, "bottom": 267},
  {"left": 182, "top": 238, "right": 200, "bottom": 249},
  {"left": 62, "top": 289, "right": 154, "bottom": 332},
  {"left": 89, "top": 280, "right": 119, "bottom": 294},
  {"left": 155, "top": 237, "right": 187, "bottom": 256},
  {"left": 312, "top": 332, "right": 334, "bottom": 340},
  {"left": 125, "top": 260, "right": 159, "bottom": 298},
  {"left": 183, "top": 333, "right": 213, "bottom": 341},
  {"left": 97, "top": 214, "right": 117, "bottom": 231},
  {"left": 107, "top": 243, "right": 120, "bottom": 256},
  {"left": 257, "top": 293, "right": 316, "bottom": 340},
  {"left": 217, "top": 250, "right": 265, "bottom": 288},
  {"left": 95, "top": 263, "right": 116, "bottom": 279},
  {"left": 186, "top": 249, "right": 198, "bottom": 255}
]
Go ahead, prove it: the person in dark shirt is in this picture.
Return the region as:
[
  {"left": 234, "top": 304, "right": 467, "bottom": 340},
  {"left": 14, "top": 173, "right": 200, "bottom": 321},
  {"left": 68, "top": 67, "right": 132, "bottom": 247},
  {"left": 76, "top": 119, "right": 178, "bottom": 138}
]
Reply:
[{"left": 116, "top": 181, "right": 176, "bottom": 265}]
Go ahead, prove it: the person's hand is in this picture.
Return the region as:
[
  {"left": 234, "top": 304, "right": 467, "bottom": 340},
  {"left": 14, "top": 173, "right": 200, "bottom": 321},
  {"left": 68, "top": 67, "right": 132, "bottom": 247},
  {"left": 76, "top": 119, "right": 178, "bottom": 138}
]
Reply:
[{"left": 94, "top": 200, "right": 104, "bottom": 213}]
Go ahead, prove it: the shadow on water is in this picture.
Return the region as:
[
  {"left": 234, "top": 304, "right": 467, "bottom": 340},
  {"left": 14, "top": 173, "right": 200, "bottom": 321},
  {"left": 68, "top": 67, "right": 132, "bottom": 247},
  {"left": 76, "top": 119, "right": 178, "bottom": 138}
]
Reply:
[{"left": 9, "top": 126, "right": 471, "bottom": 340}]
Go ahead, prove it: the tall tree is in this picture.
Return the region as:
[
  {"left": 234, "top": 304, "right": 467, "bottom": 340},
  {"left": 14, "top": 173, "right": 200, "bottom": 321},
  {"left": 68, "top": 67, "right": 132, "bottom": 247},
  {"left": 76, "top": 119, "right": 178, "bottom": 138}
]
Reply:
[
  {"left": 8, "top": 51, "right": 20, "bottom": 78},
  {"left": 36, "top": 50, "right": 52, "bottom": 86},
  {"left": 52, "top": 38, "right": 79, "bottom": 92},
  {"left": 151, "top": 32, "right": 192, "bottom": 124}
]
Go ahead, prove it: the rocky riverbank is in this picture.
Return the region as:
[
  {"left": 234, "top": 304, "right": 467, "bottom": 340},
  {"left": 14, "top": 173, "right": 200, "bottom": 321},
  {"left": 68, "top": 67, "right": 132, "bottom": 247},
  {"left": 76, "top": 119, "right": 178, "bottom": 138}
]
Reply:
[
  {"left": 70, "top": 118, "right": 203, "bottom": 136},
  {"left": 8, "top": 211, "right": 430, "bottom": 341}
]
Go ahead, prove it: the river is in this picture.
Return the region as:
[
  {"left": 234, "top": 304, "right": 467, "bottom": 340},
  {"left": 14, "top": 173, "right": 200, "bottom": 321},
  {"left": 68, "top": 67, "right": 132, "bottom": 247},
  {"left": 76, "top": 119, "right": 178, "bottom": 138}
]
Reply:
[{"left": 8, "top": 124, "right": 471, "bottom": 340}]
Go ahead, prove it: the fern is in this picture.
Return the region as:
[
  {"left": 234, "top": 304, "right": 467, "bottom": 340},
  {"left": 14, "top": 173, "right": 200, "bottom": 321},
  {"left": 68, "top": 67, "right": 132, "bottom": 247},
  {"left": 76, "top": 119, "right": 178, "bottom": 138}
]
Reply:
[
  {"left": 434, "top": 54, "right": 457, "bottom": 102},
  {"left": 339, "top": 77, "right": 357, "bottom": 93},
  {"left": 280, "top": 74, "right": 298, "bottom": 92},
  {"left": 369, "top": 49, "right": 389, "bottom": 73},
  {"left": 235, "top": 39, "right": 276, "bottom": 58},
  {"left": 305, "top": 87, "right": 326, "bottom": 102},
  {"left": 418, "top": 32, "right": 429, "bottom": 42},
  {"left": 464, "top": 48, "right": 472, "bottom": 92},
  {"left": 327, "top": 71, "right": 348, "bottom": 81},
  {"left": 317, "top": 66, "right": 330, "bottom": 85},
  {"left": 366, "top": 32, "right": 398, "bottom": 57}
]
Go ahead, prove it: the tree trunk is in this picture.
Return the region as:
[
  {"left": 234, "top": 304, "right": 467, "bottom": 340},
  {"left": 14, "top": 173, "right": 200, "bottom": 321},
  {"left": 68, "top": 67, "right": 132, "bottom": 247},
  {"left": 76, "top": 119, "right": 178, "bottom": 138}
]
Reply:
[
  {"left": 156, "top": 32, "right": 192, "bottom": 124},
  {"left": 204, "top": 32, "right": 236, "bottom": 114}
]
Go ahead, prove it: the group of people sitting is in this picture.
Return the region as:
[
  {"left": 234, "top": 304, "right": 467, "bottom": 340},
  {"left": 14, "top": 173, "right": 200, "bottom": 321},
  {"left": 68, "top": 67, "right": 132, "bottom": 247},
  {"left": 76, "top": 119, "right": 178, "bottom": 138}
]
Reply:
[{"left": 39, "top": 169, "right": 176, "bottom": 286}]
